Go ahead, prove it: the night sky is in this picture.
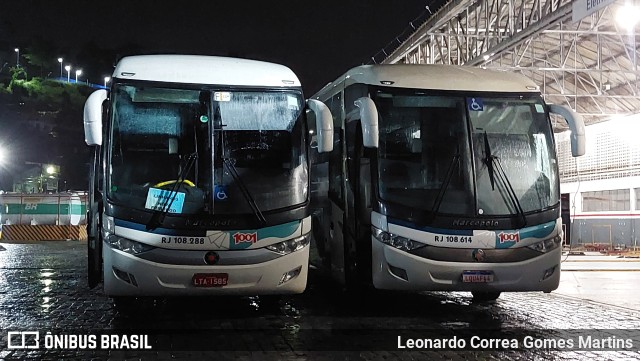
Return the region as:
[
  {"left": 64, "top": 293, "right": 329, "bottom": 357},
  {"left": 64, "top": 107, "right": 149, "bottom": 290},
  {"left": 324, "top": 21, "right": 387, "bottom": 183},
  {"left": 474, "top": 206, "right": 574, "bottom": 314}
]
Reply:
[
  {"left": 0, "top": 1, "right": 437, "bottom": 190},
  {"left": 1, "top": 0, "right": 434, "bottom": 95}
]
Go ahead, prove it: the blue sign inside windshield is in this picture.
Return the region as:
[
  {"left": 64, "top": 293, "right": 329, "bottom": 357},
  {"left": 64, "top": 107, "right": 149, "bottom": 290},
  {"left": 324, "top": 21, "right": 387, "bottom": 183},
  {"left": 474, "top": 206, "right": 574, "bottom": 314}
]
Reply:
[
  {"left": 467, "top": 97, "right": 484, "bottom": 111},
  {"left": 214, "top": 185, "right": 228, "bottom": 201}
]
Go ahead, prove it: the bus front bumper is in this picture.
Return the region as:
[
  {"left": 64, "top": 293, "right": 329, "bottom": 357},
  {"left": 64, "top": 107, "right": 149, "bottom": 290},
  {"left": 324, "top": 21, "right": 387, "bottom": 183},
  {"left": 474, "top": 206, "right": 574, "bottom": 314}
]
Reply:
[
  {"left": 103, "top": 245, "right": 309, "bottom": 296},
  {"left": 371, "top": 239, "right": 561, "bottom": 293}
]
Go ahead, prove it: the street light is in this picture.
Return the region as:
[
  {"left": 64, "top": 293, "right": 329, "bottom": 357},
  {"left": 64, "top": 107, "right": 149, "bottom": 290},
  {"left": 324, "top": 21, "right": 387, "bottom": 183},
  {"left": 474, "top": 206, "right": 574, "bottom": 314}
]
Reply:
[
  {"left": 57, "top": 58, "right": 63, "bottom": 79},
  {"left": 104, "top": 76, "right": 111, "bottom": 88},
  {"left": 65, "top": 65, "right": 71, "bottom": 82},
  {"left": 617, "top": 4, "right": 640, "bottom": 31},
  {"left": 75, "top": 69, "right": 82, "bottom": 83},
  {"left": 14, "top": 48, "right": 19, "bottom": 67}
]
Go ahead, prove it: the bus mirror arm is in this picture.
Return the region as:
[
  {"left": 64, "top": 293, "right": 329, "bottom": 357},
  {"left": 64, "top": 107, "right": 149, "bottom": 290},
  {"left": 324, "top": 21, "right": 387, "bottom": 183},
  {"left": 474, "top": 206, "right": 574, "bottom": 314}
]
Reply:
[
  {"left": 306, "top": 99, "right": 334, "bottom": 153},
  {"left": 355, "top": 97, "right": 379, "bottom": 148},
  {"left": 83, "top": 89, "right": 108, "bottom": 146},
  {"left": 548, "top": 104, "right": 585, "bottom": 157}
]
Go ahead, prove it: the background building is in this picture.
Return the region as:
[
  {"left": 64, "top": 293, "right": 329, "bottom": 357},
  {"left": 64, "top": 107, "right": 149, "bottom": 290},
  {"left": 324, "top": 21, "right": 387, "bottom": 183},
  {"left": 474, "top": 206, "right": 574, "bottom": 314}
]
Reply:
[{"left": 558, "top": 116, "right": 640, "bottom": 249}]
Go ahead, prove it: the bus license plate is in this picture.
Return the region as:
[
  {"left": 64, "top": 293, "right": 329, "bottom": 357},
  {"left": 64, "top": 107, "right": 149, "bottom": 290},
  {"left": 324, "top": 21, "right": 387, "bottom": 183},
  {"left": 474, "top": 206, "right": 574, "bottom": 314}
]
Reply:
[
  {"left": 192, "top": 273, "right": 228, "bottom": 287},
  {"left": 462, "top": 271, "right": 494, "bottom": 283}
]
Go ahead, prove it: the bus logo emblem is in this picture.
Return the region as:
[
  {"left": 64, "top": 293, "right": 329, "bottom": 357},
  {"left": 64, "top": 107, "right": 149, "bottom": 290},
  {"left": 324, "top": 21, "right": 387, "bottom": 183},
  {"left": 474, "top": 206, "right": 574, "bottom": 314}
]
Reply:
[
  {"left": 233, "top": 232, "right": 257, "bottom": 244},
  {"left": 204, "top": 251, "right": 220, "bottom": 265},
  {"left": 472, "top": 249, "right": 486, "bottom": 262},
  {"left": 498, "top": 231, "right": 520, "bottom": 244}
]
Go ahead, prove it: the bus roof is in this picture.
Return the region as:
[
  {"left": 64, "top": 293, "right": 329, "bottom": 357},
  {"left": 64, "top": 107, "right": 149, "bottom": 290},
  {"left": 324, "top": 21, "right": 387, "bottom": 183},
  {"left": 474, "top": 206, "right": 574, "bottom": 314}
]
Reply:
[
  {"left": 113, "top": 55, "right": 301, "bottom": 87},
  {"left": 314, "top": 64, "right": 540, "bottom": 99}
]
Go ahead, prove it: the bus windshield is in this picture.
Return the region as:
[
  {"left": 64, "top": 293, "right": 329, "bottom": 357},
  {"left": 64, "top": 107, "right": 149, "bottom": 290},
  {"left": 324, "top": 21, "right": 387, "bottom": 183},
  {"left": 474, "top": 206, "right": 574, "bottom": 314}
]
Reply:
[
  {"left": 375, "top": 90, "right": 558, "bottom": 217},
  {"left": 107, "top": 84, "right": 307, "bottom": 216}
]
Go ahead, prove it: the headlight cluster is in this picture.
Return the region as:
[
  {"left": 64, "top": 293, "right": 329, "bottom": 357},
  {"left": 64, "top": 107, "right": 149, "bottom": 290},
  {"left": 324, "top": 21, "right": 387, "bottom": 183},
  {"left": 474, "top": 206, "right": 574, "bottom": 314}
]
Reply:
[
  {"left": 266, "top": 234, "right": 310, "bottom": 255},
  {"left": 526, "top": 235, "right": 562, "bottom": 253},
  {"left": 105, "top": 233, "right": 155, "bottom": 255},
  {"left": 372, "top": 227, "right": 426, "bottom": 252}
]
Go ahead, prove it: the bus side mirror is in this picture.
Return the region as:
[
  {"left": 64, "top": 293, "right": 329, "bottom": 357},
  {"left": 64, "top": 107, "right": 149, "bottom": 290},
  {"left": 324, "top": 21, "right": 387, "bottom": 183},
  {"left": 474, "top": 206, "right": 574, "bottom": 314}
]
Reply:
[
  {"left": 306, "top": 99, "right": 333, "bottom": 153},
  {"left": 84, "top": 89, "right": 108, "bottom": 146},
  {"left": 355, "top": 97, "right": 379, "bottom": 148},
  {"left": 548, "top": 104, "right": 585, "bottom": 157}
]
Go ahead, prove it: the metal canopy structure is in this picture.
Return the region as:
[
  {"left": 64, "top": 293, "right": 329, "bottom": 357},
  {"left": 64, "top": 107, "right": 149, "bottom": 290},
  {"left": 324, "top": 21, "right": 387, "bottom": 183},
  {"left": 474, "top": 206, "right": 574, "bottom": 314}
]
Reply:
[{"left": 377, "top": 0, "right": 640, "bottom": 130}]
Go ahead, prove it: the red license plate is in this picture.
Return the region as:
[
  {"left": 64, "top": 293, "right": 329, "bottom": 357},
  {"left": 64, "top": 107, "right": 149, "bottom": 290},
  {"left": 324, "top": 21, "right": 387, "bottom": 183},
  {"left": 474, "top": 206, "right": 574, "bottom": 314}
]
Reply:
[{"left": 192, "top": 273, "right": 228, "bottom": 287}]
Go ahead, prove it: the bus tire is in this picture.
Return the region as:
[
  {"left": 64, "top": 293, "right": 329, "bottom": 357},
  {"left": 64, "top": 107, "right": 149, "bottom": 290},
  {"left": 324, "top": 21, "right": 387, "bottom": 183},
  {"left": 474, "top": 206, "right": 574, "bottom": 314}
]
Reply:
[{"left": 471, "top": 291, "right": 501, "bottom": 302}]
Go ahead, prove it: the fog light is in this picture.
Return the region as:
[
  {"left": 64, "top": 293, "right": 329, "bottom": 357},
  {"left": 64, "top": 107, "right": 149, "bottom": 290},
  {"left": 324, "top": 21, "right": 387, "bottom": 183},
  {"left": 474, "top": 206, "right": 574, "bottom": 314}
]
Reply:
[
  {"left": 279, "top": 266, "right": 302, "bottom": 285},
  {"left": 113, "top": 267, "right": 138, "bottom": 286},
  {"left": 542, "top": 266, "right": 556, "bottom": 280},
  {"left": 388, "top": 263, "right": 408, "bottom": 281}
]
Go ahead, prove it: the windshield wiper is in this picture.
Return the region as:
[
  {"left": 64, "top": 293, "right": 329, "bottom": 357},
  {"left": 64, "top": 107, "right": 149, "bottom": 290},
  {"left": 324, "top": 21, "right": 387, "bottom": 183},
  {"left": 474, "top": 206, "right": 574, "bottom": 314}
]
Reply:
[
  {"left": 214, "top": 107, "right": 266, "bottom": 226},
  {"left": 482, "top": 132, "right": 527, "bottom": 227},
  {"left": 223, "top": 157, "right": 267, "bottom": 226},
  {"left": 430, "top": 152, "right": 460, "bottom": 217},
  {"left": 483, "top": 132, "right": 497, "bottom": 191},
  {"left": 146, "top": 152, "right": 198, "bottom": 231}
]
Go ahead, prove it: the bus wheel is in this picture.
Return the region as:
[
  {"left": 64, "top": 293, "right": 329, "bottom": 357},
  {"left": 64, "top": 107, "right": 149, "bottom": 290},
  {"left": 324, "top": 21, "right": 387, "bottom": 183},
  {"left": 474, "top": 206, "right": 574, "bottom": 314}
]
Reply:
[{"left": 471, "top": 291, "right": 501, "bottom": 302}]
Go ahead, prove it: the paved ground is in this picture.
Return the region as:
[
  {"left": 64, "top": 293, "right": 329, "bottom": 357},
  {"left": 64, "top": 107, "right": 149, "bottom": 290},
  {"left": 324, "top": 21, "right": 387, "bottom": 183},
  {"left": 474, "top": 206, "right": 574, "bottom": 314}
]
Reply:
[
  {"left": 0, "top": 241, "right": 639, "bottom": 360},
  {"left": 557, "top": 252, "right": 640, "bottom": 311}
]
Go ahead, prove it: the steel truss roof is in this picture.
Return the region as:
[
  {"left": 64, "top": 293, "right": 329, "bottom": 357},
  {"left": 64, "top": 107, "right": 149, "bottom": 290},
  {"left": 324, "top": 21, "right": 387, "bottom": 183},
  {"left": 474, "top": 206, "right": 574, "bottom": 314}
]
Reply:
[{"left": 379, "top": 0, "right": 640, "bottom": 130}]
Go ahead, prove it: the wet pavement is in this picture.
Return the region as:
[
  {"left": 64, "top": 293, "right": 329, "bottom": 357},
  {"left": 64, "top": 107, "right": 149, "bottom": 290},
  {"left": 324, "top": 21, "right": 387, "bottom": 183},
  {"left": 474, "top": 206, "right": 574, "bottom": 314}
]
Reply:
[
  {"left": 557, "top": 253, "right": 640, "bottom": 311},
  {"left": 0, "top": 241, "right": 640, "bottom": 360}
]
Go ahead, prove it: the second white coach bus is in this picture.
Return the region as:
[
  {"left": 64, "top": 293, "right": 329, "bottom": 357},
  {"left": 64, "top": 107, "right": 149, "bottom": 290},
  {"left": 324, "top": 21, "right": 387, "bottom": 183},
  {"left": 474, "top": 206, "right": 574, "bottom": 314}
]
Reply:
[
  {"left": 83, "top": 55, "right": 332, "bottom": 304},
  {"left": 309, "top": 64, "right": 584, "bottom": 301}
]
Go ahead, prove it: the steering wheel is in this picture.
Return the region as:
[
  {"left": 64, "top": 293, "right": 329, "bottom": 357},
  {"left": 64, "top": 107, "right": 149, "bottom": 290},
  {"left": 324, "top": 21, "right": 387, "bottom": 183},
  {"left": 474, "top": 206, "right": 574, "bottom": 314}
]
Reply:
[{"left": 154, "top": 179, "right": 195, "bottom": 188}]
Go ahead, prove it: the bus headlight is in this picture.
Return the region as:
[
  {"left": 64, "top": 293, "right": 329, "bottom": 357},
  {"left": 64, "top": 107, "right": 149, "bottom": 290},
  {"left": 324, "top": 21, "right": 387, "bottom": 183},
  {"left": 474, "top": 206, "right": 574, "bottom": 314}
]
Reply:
[
  {"left": 526, "top": 235, "right": 562, "bottom": 253},
  {"left": 105, "top": 233, "right": 155, "bottom": 255},
  {"left": 372, "top": 227, "right": 425, "bottom": 252},
  {"left": 266, "top": 234, "right": 310, "bottom": 255}
]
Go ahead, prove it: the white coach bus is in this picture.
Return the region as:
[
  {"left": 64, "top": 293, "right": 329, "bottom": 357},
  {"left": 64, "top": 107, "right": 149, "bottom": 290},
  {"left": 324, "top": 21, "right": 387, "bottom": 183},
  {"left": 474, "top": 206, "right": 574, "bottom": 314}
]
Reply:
[
  {"left": 83, "top": 55, "right": 332, "bottom": 304},
  {"left": 309, "top": 64, "right": 584, "bottom": 301}
]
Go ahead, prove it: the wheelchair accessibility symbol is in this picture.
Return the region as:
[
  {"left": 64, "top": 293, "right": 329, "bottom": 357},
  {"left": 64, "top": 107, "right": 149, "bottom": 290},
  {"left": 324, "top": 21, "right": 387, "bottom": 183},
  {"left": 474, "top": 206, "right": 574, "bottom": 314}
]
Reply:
[
  {"left": 467, "top": 97, "right": 484, "bottom": 111},
  {"left": 214, "top": 185, "right": 228, "bottom": 201}
]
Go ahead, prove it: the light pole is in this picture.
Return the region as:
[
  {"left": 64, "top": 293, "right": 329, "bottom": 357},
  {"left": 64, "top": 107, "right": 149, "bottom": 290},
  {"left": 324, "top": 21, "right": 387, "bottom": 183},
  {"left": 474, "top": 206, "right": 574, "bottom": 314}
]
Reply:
[
  {"left": 65, "top": 65, "right": 71, "bottom": 82},
  {"left": 104, "top": 76, "right": 110, "bottom": 88},
  {"left": 75, "top": 69, "right": 82, "bottom": 83},
  {"left": 57, "top": 58, "right": 63, "bottom": 79},
  {"left": 14, "top": 48, "right": 19, "bottom": 67}
]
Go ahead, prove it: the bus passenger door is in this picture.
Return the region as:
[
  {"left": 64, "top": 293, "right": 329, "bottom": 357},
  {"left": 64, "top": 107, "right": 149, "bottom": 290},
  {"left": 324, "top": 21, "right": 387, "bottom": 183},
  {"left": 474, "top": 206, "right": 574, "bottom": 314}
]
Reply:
[
  {"left": 328, "top": 128, "right": 346, "bottom": 284},
  {"left": 345, "top": 121, "right": 373, "bottom": 285},
  {"left": 87, "top": 146, "right": 103, "bottom": 288}
]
